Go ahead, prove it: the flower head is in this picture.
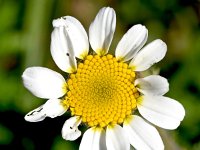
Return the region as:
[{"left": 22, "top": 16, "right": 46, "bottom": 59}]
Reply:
[{"left": 22, "top": 7, "right": 185, "bottom": 150}]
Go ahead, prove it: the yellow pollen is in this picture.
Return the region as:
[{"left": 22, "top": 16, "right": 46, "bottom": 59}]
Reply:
[{"left": 64, "top": 54, "right": 138, "bottom": 128}]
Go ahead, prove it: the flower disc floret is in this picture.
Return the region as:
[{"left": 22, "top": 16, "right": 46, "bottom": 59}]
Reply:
[{"left": 65, "top": 54, "right": 138, "bottom": 127}]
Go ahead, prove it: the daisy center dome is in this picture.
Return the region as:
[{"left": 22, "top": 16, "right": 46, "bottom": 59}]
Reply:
[{"left": 65, "top": 54, "right": 139, "bottom": 127}]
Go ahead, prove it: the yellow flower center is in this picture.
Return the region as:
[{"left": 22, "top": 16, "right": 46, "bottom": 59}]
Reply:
[{"left": 64, "top": 54, "right": 139, "bottom": 128}]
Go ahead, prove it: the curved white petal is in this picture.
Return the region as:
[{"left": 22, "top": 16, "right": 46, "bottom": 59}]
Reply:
[
  {"left": 59, "top": 16, "right": 89, "bottom": 59},
  {"left": 115, "top": 24, "right": 148, "bottom": 62},
  {"left": 89, "top": 7, "right": 116, "bottom": 55},
  {"left": 106, "top": 124, "right": 130, "bottom": 150},
  {"left": 51, "top": 19, "right": 77, "bottom": 73},
  {"left": 25, "top": 105, "right": 46, "bottom": 122},
  {"left": 129, "top": 39, "right": 167, "bottom": 71},
  {"left": 135, "top": 75, "right": 169, "bottom": 96},
  {"left": 24, "top": 99, "right": 67, "bottom": 122},
  {"left": 137, "top": 95, "right": 185, "bottom": 130},
  {"left": 80, "top": 127, "right": 106, "bottom": 150},
  {"left": 22, "top": 67, "right": 66, "bottom": 99},
  {"left": 62, "top": 116, "right": 82, "bottom": 141},
  {"left": 43, "top": 99, "right": 67, "bottom": 118},
  {"left": 123, "top": 115, "right": 164, "bottom": 150}
]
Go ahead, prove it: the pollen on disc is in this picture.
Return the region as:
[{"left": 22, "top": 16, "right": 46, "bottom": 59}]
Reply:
[{"left": 64, "top": 54, "right": 139, "bottom": 128}]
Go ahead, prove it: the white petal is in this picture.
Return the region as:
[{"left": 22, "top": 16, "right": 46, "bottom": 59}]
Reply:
[
  {"left": 123, "top": 115, "right": 164, "bottom": 150},
  {"left": 24, "top": 99, "right": 67, "bottom": 122},
  {"left": 43, "top": 99, "right": 67, "bottom": 118},
  {"left": 137, "top": 95, "right": 185, "bottom": 129},
  {"left": 51, "top": 20, "right": 77, "bottom": 73},
  {"left": 22, "top": 67, "right": 66, "bottom": 99},
  {"left": 106, "top": 124, "right": 130, "bottom": 150},
  {"left": 25, "top": 105, "right": 46, "bottom": 122},
  {"left": 89, "top": 7, "right": 116, "bottom": 55},
  {"left": 62, "top": 116, "right": 82, "bottom": 141},
  {"left": 115, "top": 24, "right": 148, "bottom": 62},
  {"left": 80, "top": 127, "right": 106, "bottom": 150},
  {"left": 129, "top": 39, "right": 167, "bottom": 71},
  {"left": 60, "top": 16, "right": 89, "bottom": 59},
  {"left": 135, "top": 75, "right": 169, "bottom": 96}
]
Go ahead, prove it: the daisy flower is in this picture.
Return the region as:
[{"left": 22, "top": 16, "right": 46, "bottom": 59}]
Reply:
[{"left": 22, "top": 7, "right": 185, "bottom": 150}]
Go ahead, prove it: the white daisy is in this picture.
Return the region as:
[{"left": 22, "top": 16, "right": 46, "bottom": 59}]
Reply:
[{"left": 22, "top": 7, "right": 185, "bottom": 150}]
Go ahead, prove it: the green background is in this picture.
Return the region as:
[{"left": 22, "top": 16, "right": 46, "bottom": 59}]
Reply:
[{"left": 0, "top": 0, "right": 200, "bottom": 149}]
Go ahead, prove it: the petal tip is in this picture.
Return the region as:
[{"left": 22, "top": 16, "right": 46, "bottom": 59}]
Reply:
[{"left": 52, "top": 18, "right": 66, "bottom": 27}]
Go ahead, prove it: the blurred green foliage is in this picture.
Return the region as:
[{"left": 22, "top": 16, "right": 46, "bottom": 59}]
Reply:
[
  {"left": 0, "top": 124, "right": 13, "bottom": 145},
  {"left": 0, "top": 0, "right": 200, "bottom": 149}
]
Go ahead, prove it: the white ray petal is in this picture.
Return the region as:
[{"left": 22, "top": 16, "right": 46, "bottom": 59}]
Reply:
[
  {"left": 115, "top": 24, "right": 148, "bottom": 62},
  {"left": 22, "top": 67, "right": 66, "bottom": 99},
  {"left": 59, "top": 16, "right": 89, "bottom": 59},
  {"left": 43, "top": 99, "right": 67, "bottom": 118},
  {"left": 106, "top": 124, "right": 130, "bottom": 150},
  {"left": 24, "top": 99, "right": 67, "bottom": 122},
  {"left": 80, "top": 127, "right": 106, "bottom": 150},
  {"left": 24, "top": 105, "right": 46, "bottom": 122},
  {"left": 51, "top": 18, "right": 77, "bottom": 73},
  {"left": 62, "top": 116, "right": 82, "bottom": 141},
  {"left": 123, "top": 115, "right": 164, "bottom": 150},
  {"left": 129, "top": 39, "right": 167, "bottom": 71},
  {"left": 89, "top": 7, "right": 116, "bottom": 55},
  {"left": 135, "top": 75, "right": 169, "bottom": 96},
  {"left": 137, "top": 95, "right": 185, "bottom": 129}
]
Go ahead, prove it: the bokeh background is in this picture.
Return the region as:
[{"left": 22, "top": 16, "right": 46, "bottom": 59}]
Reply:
[{"left": 0, "top": 0, "right": 200, "bottom": 149}]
